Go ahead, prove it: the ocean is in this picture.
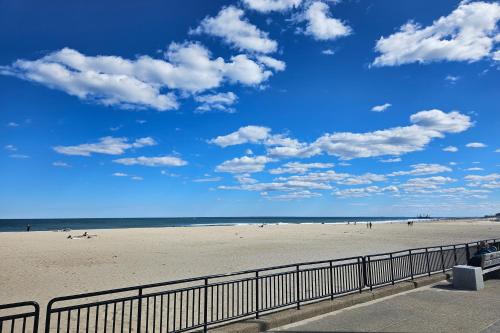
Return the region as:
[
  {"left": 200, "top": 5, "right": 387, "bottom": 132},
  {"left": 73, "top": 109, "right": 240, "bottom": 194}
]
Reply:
[{"left": 0, "top": 217, "right": 432, "bottom": 232}]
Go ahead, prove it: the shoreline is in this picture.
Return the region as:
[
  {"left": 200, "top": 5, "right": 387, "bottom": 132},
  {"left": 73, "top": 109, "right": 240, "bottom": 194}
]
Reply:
[{"left": 0, "top": 217, "right": 492, "bottom": 233}]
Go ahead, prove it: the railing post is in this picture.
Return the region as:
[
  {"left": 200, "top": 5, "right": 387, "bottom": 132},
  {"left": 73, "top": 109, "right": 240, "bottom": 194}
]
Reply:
[
  {"left": 357, "top": 257, "right": 363, "bottom": 293},
  {"left": 45, "top": 301, "right": 53, "bottom": 333},
  {"left": 137, "top": 288, "right": 143, "bottom": 333},
  {"left": 389, "top": 253, "right": 395, "bottom": 285},
  {"left": 362, "top": 257, "right": 367, "bottom": 287},
  {"left": 368, "top": 256, "right": 373, "bottom": 291},
  {"left": 409, "top": 250, "right": 414, "bottom": 280},
  {"left": 33, "top": 302, "right": 40, "bottom": 333},
  {"left": 203, "top": 278, "right": 209, "bottom": 332},
  {"left": 329, "top": 260, "right": 334, "bottom": 300},
  {"left": 295, "top": 265, "right": 301, "bottom": 310},
  {"left": 425, "top": 248, "right": 431, "bottom": 276},
  {"left": 255, "top": 272, "right": 260, "bottom": 319},
  {"left": 440, "top": 246, "right": 445, "bottom": 273},
  {"left": 465, "top": 244, "right": 470, "bottom": 263},
  {"left": 453, "top": 245, "right": 457, "bottom": 265}
]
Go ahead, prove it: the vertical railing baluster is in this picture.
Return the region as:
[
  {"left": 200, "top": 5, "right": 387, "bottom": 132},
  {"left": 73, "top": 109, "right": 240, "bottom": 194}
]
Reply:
[
  {"left": 357, "top": 258, "right": 363, "bottom": 293},
  {"left": 440, "top": 246, "right": 445, "bottom": 273},
  {"left": 425, "top": 249, "right": 431, "bottom": 276},
  {"left": 329, "top": 261, "right": 334, "bottom": 299},
  {"left": 203, "top": 278, "right": 208, "bottom": 333},
  {"left": 389, "top": 254, "right": 395, "bottom": 285},
  {"left": 368, "top": 256, "right": 373, "bottom": 291},
  {"left": 295, "top": 265, "right": 301, "bottom": 310},
  {"left": 137, "top": 288, "right": 143, "bottom": 333},
  {"left": 255, "top": 271, "right": 260, "bottom": 318},
  {"left": 453, "top": 245, "right": 457, "bottom": 265},
  {"left": 409, "top": 250, "right": 414, "bottom": 280}
]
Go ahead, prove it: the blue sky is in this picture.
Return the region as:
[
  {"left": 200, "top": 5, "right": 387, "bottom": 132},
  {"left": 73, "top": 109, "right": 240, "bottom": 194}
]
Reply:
[{"left": 1, "top": 0, "right": 499, "bottom": 218}]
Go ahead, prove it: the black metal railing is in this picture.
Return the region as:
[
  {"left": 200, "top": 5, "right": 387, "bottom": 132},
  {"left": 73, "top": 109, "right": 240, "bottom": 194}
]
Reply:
[
  {"left": 2, "top": 237, "right": 499, "bottom": 333},
  {"left": 0, "top": 302, "right": 39, "bottom": 333}
]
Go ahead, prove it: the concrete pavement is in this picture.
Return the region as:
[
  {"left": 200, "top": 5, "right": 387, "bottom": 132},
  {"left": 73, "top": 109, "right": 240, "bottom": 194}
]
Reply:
[{"left": 270, "top": 277, "right": 500, "bottom": 333}]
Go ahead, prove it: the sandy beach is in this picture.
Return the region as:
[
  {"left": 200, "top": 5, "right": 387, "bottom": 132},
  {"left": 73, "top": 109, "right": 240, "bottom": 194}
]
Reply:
[{"left": 1, "top": 219, "right": 499, "bottom": 307}]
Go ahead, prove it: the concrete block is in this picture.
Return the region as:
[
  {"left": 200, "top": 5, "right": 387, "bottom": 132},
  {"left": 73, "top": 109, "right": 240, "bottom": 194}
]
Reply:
[{"left": 453, "top": 265, "right": 484, "bottom": 290}]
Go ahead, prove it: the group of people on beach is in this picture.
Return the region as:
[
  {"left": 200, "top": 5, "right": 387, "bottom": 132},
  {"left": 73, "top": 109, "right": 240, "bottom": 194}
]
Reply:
[
  {"left": 67, "top": 232, "right": 96, "bottom": 239},
  {"left": 407, "top": 221, "right": 415, "bottom": 227}
]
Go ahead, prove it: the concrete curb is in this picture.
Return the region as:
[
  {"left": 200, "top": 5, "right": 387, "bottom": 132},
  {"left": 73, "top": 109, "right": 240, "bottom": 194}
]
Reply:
[{"left": 208, "top": 273, "right": 448, "bottom": 333}]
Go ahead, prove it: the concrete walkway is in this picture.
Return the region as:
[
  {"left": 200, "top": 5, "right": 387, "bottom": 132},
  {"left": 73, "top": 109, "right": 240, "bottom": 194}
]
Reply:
[{"left": 270, "top": 278, "right": 500, "bottom": 333}]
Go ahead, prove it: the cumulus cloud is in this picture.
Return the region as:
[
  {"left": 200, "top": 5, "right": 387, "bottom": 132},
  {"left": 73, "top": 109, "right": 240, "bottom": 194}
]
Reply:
[
  {"left": 113, "top": 155, "right": 187, "bottom": 167},
  {"left": 112, "top": 172, "right": 128, "bottom": 177},
  {"left": 371, "top": 103, "right": 391, "bottom": 112},
  {"left": 194, "top": 92, "right": 238, "bottom": 113},
  {"left": 466, "top": 142, "right": 487, "bottom": 148},
  {"left": 262, "top": 190, "right": 321, "bottom": 200},
  {"left": 301, "top": 1, "right": 351, "bottom": 41},
  {"left": 1, "top": 43, "right": 280, "bottom": 111},
  {"left": 402, "top": 176, "right": 457, "bottom": 191},
  {"left": 443, "top": 146, "right": 458, "bottom": 152},
  {"left": 210, "top": 125, "right": 271, "bottom": 147},
  {"left": 212, "top": 109, "right": 472, "bottom": 160},
  {"left": 7, "top": 122, "right": 19, "bottom": 127},
  {"left": 373, "top": 1, "right": 500, "bottom": 66},
  {"left": 193, "top": 176, "right": 222, "bottom": 182},
  {"left": 322, "top": 49, "right": 335, "bottom": 55},
  {"left": 256, "top": 56, "right": 286, "bottom": 71},
  {"left": 334, "top": 185, "right": 398, "bottom": 198},
  {"left": 54, "top": 136, "right": 157, "bottom": 156},
  {"left": 192, "top": 6, "right": 278, "bottom": 53},
  {"left": 215, "top": 155, "right": 272, "bottom": 173},
  {"left": 243, "top": 0, "right": 302, "bottom": 12},
  {"left": 4, "top": 144, "right": 17, "bottom": 151},
  {"left": 269, "top": 162, "right": 334, "bottom": 174},
  {"left": 389, "top": 163, "right": 452, "bottom": 176}
]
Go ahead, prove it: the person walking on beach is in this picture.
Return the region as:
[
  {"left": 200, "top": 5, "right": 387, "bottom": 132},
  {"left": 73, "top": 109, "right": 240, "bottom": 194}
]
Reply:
[
  {"left": 369, "top": 222, "right": 373, "bottom": 229},
  {"left": 26, "top": 224, "right": 31, "bottom": 232}
]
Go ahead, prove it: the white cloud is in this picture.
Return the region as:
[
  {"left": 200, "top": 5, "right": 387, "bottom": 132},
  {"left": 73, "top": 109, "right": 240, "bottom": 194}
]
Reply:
[
  {"left": 131, "top": 176, "right": 143, "bottom": 181},
  {"left": 301, "top": 1, "right": 351, "bottom": 41},
  {"left": 262, "top": 190, "right": 321, "bottom": 200},
  {"left": 53, "top": 161, "right": 70, "bottom": 167},
  {"left": 389, "top": 163, "right": 452, "bottom": 176},
  {"left": 256, "top": 56, "right": 286, "bottom": 71},
  {"left": 215, "top": 155, "right": 272, "bottom": 173},
  {"left": 380, "top": 158, "right": 401, "bottom": 163},
  {"left": 371, "top": 103, "right": 391, "bottom": 112},
  {"left": 336, "top": 173, "right": 387, "bottom": 185},
  {"left": 7, "top": 122, "right": 19, "bottom": 127},
  {"left": 269, "top": 162, "right": 334, "bottom": 174},
  {"left": 4, "top": 144, "right": 17, "bottom": 151},
  {"left": 9, "top": 154, "right": 29, "bottom": 159},
  {"left": 443, "top": 146, "right": 458, "bottom": 152},
  {"left": 402, "top": 176, "right": 457, "bottom": 190},
  {"left": 1, "top": 43, "right": 279, "bottom": 111},
  {"left": 212, "top": 109, "right": 472, "bottom": 160},
  {"left": 466, "top": 167, "right": 484, "bottom": 171},
  {"left": 195, "top": 92, "right": 238, "bottom": 113},
  {"left": 243, "top": 0, "right": 302, "bottom": 12},
  {"left": 496, "top": 149, "right": 500, "bottom": 153},
  {"left": 193, "top": 177, "right": 222, "bottom": 182},
  {"left": 112, "top": 172, "right": 128, "bottom": 177},
  {"left": 466, "top": 142, "right": 487, "bottom": 148},
  {"left": 314, "top": 110, "right": 471, "bottom": 160},
  {"left": 113, "top": 155, "right": 187, "bottom": 167},
  {"left": 335, "top": 185, "right": 398, "bottom": 198},
  {"left": 373, "top": 1, "right": 500, "bottom": 66},
  {"left": 322, "top": 49, "right": 335, "bottom": 55},
  {"left": 445, "top": 75, "right": 460, "bottom": 83},
  {"left": 210, "top": 125, "right": 271, "bottom": 147},
  {"left": 192, "top": 6, "right": 278, "bottom": 53},
  {"left": 54, "top": 136, "right": 156, "bottom": 156}
]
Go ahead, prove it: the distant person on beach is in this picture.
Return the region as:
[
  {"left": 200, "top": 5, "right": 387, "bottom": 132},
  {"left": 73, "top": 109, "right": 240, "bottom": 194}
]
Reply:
[
  {"left": 26, "top": 224, "right": 31, "bottom": 232},
  {"left": 369, "top": 222, "right": 373, "bottom": 229}
]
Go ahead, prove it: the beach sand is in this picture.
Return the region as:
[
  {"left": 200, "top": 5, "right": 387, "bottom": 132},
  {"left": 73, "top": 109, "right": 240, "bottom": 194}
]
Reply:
[{"left": 1, "top": 219, "right": 499, "bottom": 307}]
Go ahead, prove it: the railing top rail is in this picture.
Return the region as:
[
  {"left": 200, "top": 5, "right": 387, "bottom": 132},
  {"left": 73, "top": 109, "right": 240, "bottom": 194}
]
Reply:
[
  {"left": 367, "top": 243, "right": 470, "bottom": 257},
  {"left": 0, "top": 301, "right": 39, "bottom": 311},
  {"left": 48, "top": 255, "right": 364, "bottom": 305}
]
